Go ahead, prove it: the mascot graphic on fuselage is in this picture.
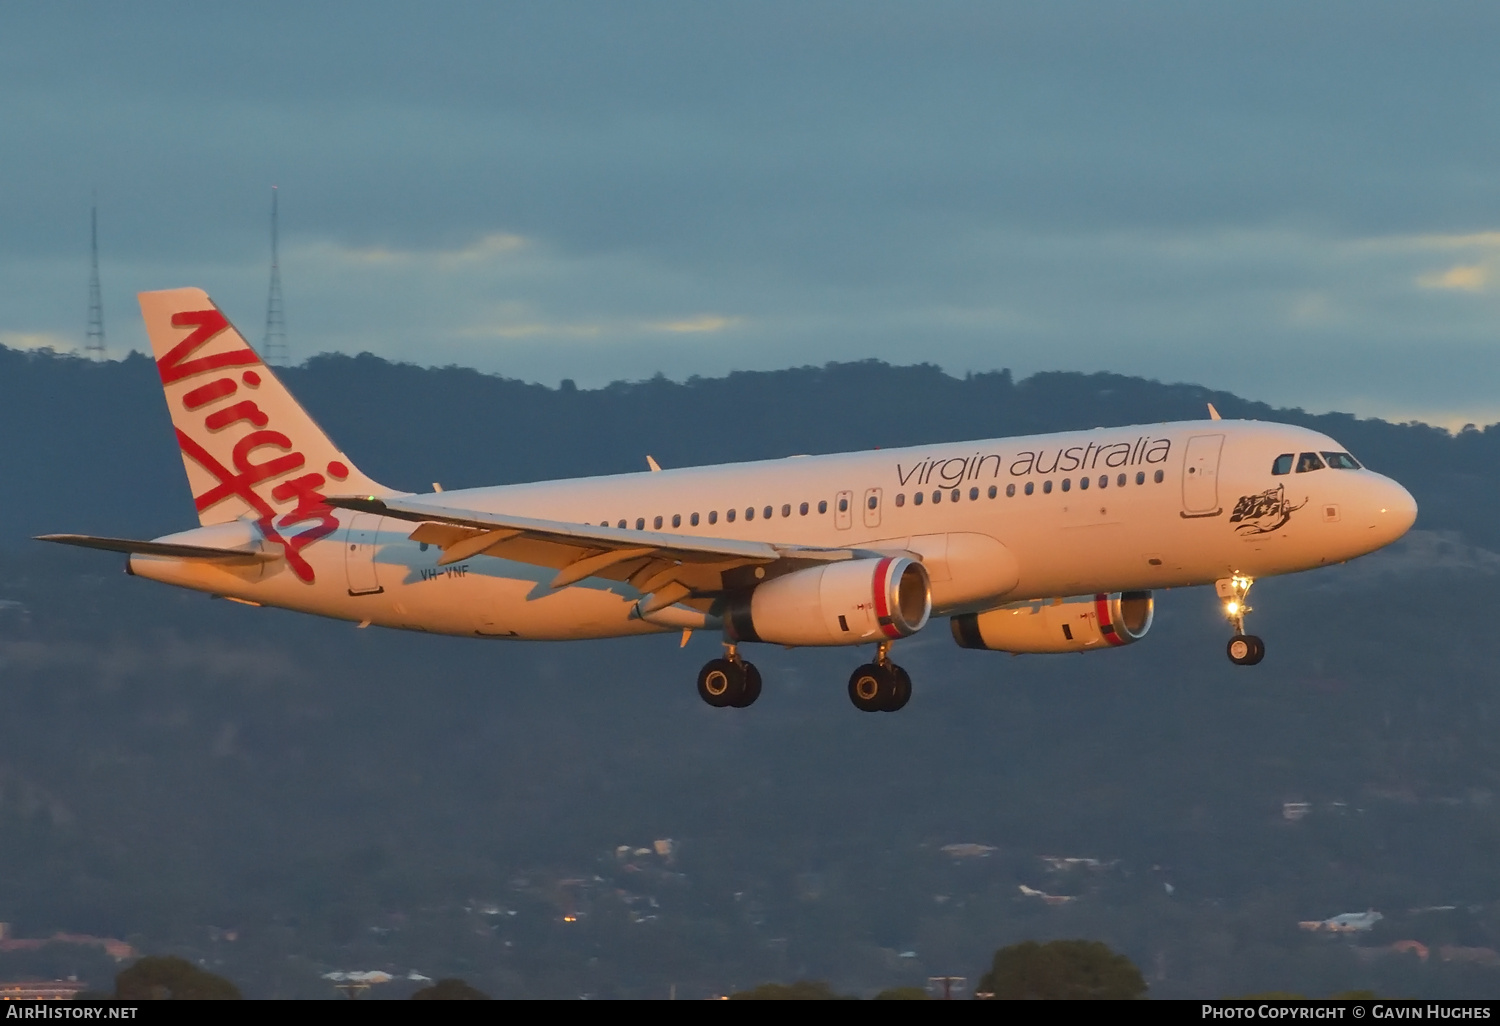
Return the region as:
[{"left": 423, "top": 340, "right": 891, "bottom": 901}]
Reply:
[{"left": 1229, "top": 484, "right": 1306, "bottom": 535}]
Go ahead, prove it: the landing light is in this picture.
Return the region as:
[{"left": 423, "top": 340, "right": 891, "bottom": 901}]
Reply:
[{"left": 1225, "top": 602, "right": 1240, "bottom": 615}]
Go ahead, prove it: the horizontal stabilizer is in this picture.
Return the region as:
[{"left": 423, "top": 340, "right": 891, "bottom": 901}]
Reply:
[{"left": 35, "top": 534, "right": 275, "bottom": 562}]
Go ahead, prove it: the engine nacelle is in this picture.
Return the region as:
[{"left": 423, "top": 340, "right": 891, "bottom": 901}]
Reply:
[
  {"left": 726, "top": 556, "right": 931, "bottom": 647},
  {"left": 950, "top": 591, "right": 1154, "bottom": 653}
]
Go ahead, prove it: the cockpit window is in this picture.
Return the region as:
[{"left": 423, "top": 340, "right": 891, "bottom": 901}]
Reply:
[
  {"left": 1296, "top": 452, "right": 1326, "bottom": 473},
  {"left": 1271, "top": 453, "right": 1294, "bottom": 476},
  {"left": 1321, "top": 451, "right": 1361, "bottom": 470}
]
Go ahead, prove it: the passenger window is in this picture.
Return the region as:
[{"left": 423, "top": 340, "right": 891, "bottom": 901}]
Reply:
[
  {"left": 782, "top": 504, "right": 791, "bottom": 517},
  {"left": 837, "top": 497, "right": 848, "bottom": 513},
  {"left": 1024, "top": 482, "right": 1034, "bottom": 495},
  {"left": 726, "top": 509, "right": 736, "bottom": 523},
  {"left": 654, "top": 516, "right": 663, "bottom": 529},
  {"left": 1062, "top": 478, "right": 1072, "bottom": 492},
  {"left": 1116, "top": 474, "right": 1125, "bottom": 487},
  {"left": 1135, "top": 472, "right": 1145, "bottom": 485},
  {"left": 690, "top": 512, "right": 699, "bottom": 527},
  {"left": 951, "top": 489, "right": 959, "bottom": 502},
  {"left": 1100, "top": 475, "right": 1109, "bottom": 489},
  {"left": 709, "top": 511, "right": 718, "bottom": 525},
  {"left": 745, "top": 507, "right": 755, "bottom": 521},
  {"left": 895, "top": 493, "right": 905, "bottom": 507},
  {"left": 1043, "top": 480, "right": 1053, "bottom": 494},
  {"left": 1006, "top": 483, "right": 1015, "bottom": 497},
  {"left": 969, "top": 487, "right": 979, "bottom": 501},
  {"left": 818, "top": 500, "right": 828, "bottom": 514},
  {"left": 866, "top": 495, "right": 877, "bottom": 510},
  {"left": 764, "top": 506, "right": 773, "bottom": 519},
  {"left": 988, "top": 485, "right": 998, "bottom": 499},
  {"left": 1079, "top": 477, "right": 1089, "bottom": 490},
  {"left": 671, "top": 514, "right": 681, "bottom": 528},
  {"left": 1321, "top": 451, "right": 1361, "bottom": 469},
  {"left": 636, "top": 518, "right": 645, "bottom": 530},
  {"left": 617, "top": 519, "right": 626, "bottom": 529},
  {"left": 1296, "top": 452, "right": 1325, "bottom": 473},
  {"left": 914, "top": 491, "right": 924, "bottom": 505},
  {"left": 1153, "top": 470, "right": 1164, "bottom": 483},
  {"left": 1271, "top": 453, "right": 1294, "bottom": 475},
  {"left": 932, "top": 490, "right": 942, "bottom": 504},
  {"left": 799, "top": 502, "right": 809, "bottom": 515}
]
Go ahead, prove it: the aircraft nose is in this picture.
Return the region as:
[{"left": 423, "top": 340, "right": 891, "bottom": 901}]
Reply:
[{"left": 1368, "top": 473, "right": 1417, "bottom": 542}]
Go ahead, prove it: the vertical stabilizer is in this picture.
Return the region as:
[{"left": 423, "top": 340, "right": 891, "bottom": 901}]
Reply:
[{"left": 138, "top": 288, "right": 389, "bottom": 581}]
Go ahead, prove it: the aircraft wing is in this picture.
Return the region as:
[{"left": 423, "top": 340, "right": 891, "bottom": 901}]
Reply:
[{"left": 325, "top": 494, "right": 876, "bottom": 613}]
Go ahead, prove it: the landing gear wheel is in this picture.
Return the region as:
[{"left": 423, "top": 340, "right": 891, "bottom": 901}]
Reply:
[
  {"left": 848, "top": 663, "right": 893, "bottom": 713},
  {"left": 697, "top": 658, "right": 743, "bottom": 708},
  {"left": 730, "top": 662, "right": 762, "bottom": 708},
  {"left": 1227, "top": 634, "right": 1265, "bottom": 666},
  {"left": 887, "top": 664, "right": 912, "bottom": 712}
]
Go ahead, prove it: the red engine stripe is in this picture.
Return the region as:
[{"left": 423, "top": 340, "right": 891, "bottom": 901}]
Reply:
[
  {"left": 1095, "top": 593, "right": 1125, "bottom": 646},
  {"left": 872, "top": 557, "right": 902, "bottom": 638}
]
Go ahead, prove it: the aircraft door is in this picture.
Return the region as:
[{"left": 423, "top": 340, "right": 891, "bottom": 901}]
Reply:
[
  {"left": 1181, "top": 434, "right": 1224, "bottom": 516},
  {"left": 835, "top": 490, "right": 853, "bottom": 530},
  {"left": 344, "top": 513, "right": 385, "bottom": 595},
  {"left": 863, "top": 487, "right": 882, "bottom": 529}
]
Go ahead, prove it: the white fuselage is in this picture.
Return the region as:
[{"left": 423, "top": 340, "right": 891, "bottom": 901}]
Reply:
[{"left": 129, "top": 419, "right": 1416, "bottom": 642}]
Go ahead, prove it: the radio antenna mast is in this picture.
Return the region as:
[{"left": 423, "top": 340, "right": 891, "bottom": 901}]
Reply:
[
  {"left": 85, "top": 198, "right": 105, "bottom": 361},
  {"left": 262, "top": 186, "right": 288, "bottom": 366}
]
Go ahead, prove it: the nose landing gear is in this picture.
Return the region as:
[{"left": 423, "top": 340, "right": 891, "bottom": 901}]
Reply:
[
  {"left": 1218, "top": 575, "right": 1265, "bottom": 666},
  {"left": 696, "top": 644, "right": 762, "bottom": 708},
  {"left": 847, "top": 640, "right": 912, "bottom": 712}
]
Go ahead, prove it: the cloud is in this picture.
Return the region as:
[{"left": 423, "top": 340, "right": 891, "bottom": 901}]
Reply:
[
  {"left": 312, "top": 232, "right": 528, "bottom": 269},
  {"left": 1417, "top": 264, "right": 1488, "bottom": 292},
  {"left": 459, "top": 320, "right": 602, "bottom": 340},
  {"left": 1407, "top": 231, "right": 1500, "bottom": 250},
  {"left": 0, "top": 331, "right": 76, "bottom": 353},
  {"left": 645, "top": 315, "right": 741, "bottom": 334}
]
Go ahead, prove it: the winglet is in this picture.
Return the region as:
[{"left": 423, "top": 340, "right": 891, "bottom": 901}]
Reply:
[
  {"left": 646, "top": 455, "right": 662, "bottom": 472},
  {"left": 1207, "top": 403, "right": 1222, "bottom": 421}
]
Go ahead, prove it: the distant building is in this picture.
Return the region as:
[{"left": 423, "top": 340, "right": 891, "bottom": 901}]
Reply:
[
  {"left": 1299, "top": 911, "right": 1383, "bottom": 933},
  {"left": 0, "top": 981, "right": 89, "bottom": 1001},
  {"left": 1039, "top": 856, "right": 1113, "bottom": 871},
  {"left": 0, "top": 927, "right": 135, "bottom": 961},
  {"left": 1018, "top": 884, "right": 1075, "bottom": 906},
  {"left": 1440, "top": 946, "right": 1500, "bottom": 967},
  {"left": 940, "top": 844, "right": 996, "bottom": 859}
]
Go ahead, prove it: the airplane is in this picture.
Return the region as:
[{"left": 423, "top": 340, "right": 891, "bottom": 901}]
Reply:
[{"left": 39, "top": 288, "right": 1418, "bottom": 713}]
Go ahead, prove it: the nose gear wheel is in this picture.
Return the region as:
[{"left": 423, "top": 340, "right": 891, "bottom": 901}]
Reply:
[
  {"left": 1227, "top": 634, "right": 1264, "bottom": 666},
  {"left": 1217, "top": 575, "right": 1267, "bottom": 665}
]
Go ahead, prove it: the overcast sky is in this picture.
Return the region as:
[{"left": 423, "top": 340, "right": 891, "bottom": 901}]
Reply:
[{"left": 4, "top": 2, "right": 1500, "bottom": 426}]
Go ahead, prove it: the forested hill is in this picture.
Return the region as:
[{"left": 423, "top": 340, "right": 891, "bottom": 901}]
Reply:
[{"left": 2, "top": 345, "right": 1495, "bottom": 549}]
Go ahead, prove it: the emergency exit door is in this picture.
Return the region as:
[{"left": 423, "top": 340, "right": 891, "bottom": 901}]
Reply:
[
  {"left": 1181, "top": 434, "right": 1224, "bottom": 516},
  {"left": 344, "top": 513, "right": 385, "bottom": 595}
]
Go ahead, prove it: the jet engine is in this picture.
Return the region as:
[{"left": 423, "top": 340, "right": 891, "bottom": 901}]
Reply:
[
  {"left": 725, "top": 556, "right": 931, "bottom": 647},
  {"left": 950, "top": 591, "right": 1154, "bottom": 653}
]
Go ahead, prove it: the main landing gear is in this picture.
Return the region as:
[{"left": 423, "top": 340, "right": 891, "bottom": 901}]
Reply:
[
  {"left": 1218, "top": 574, "right": 1265, "bottom": 666},
  {"left": 695, "top": 641, "right": 915, "bottom": 712},
  {"left": 696, "top": 644, "right": 762, "bottom": 708},
  {"left": 847, "top": 640, "right": 911, "bottom": 713}
]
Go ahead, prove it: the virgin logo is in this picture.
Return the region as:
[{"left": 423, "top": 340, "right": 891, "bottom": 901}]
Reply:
[{"left": 158, "top": 309, "right": 344, "bottom": 583}]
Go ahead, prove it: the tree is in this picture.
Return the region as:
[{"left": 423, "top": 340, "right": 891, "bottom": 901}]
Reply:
[
  {"left": 730, "top": 980, "right": 853, "bottom": 999},
  {"left": 412, "top": 978, "right": 490, "bottom": 1000},
  {"left": 976, "top": 940, "right": 1146, "bottom": 1000},
  {"left": 115, "top": 956, "right": 241, "bottom": 1000},
  {"left": 875, "top": 987, "right": 929, "bottom": 999}
]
